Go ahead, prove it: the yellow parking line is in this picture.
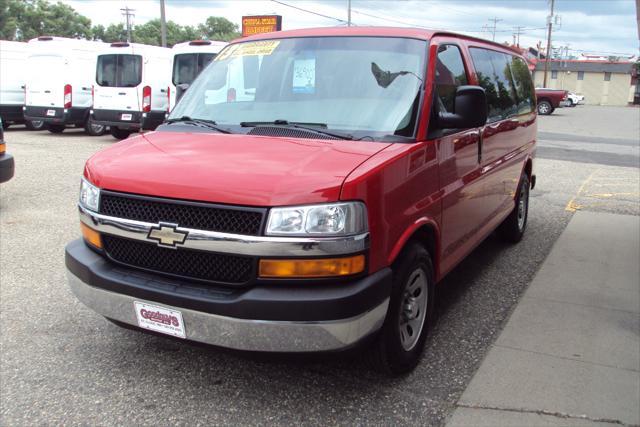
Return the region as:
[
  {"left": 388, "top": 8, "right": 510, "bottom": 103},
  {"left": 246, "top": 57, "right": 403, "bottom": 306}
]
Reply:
[{"left": 565, "top": 169, "right": 599, "bottom": 212}]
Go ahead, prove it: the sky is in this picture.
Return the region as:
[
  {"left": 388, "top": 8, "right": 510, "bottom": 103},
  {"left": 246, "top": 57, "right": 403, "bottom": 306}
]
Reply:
[{"left": 63, "top": 0, "right": 639, "bottom": 57}]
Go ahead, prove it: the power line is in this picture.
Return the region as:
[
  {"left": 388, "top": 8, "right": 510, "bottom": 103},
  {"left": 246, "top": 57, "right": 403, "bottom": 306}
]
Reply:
[
  {"left": 120, "top": 6, "right": 135, "bottom": 43},
  {"left": 488, "top": 17, "right": 503, "bottom": 41},
  {"left": 270, "top": 0, "right": 349, "bottom": 24}
]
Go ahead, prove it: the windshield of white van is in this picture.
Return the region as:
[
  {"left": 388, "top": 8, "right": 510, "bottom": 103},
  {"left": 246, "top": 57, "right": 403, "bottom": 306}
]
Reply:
[
  {"left": 169, "top": 37, "right": 427, "bottom": 139},
  {"left": 97, "top": 54, "right": 142, "bottom": 87},
  {"left": 173, "top": 53, "right": 216, "bottom": 86}
]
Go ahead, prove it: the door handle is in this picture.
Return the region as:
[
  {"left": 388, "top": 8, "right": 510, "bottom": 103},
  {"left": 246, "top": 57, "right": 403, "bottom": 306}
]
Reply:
[
  {"left": 160, "top": 89, "right": 167, "bottom": 93},
  {"left": 44, "top": 90, "right": 51, "bottom": 93},
  {"left": 478, "top": 130, "right": 483, "bottom": 163},
  {"left": 81, "top": 87, "right": 91, "bottom": 91}
]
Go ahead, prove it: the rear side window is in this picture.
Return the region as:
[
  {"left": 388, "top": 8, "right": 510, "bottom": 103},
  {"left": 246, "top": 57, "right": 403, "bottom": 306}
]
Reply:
[
  {"left": 469, "top": 48, "right": 524, "bottom": 121},
  {"left": 434, "top": 44, "right": 468, "bottom": 114},
  {"left": 173, "top": 53, "right": 216, "bottom": 86},
  {"left": 508, "top": 56, "right": 535, "bottom": 114},
  {"left": 97, "top": 54, "right": 142, "bottom": 87}
]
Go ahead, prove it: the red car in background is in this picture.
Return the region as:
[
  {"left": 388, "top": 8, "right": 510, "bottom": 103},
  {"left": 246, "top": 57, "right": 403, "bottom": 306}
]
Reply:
[
  {"left": 535, "top": 87, "right": 568, "bottom": 115},
  {"left": 66, "top": 27, "right": 537, "bottom": 374}
]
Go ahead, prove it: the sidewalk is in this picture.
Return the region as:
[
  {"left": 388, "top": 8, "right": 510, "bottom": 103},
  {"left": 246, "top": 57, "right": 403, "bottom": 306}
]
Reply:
[{"left": 446, "top": 211, "right": 640, "bottom": 426}]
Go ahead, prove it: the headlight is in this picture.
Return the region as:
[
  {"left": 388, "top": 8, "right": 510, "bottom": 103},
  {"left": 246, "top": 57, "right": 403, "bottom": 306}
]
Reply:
[
  {"left": 266, "top": 202, "right": 367, "bottom": 236},
  {"left": 79, "top": 178, "right": 100, "bottom": 211}
]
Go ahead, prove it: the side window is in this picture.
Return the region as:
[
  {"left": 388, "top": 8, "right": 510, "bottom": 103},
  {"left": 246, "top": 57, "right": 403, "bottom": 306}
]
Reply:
[
  {"left": 508, "top": 56, "right": 535, "bottom": 114},
  {"left": 434, "top": 44, "right": 468, "bottom": 114},
  {"left": 469, "top": 48, "right": 501, "bottom": 122},
  {"left": 469, "top": 48, "right": 520, "bottom": 121}
]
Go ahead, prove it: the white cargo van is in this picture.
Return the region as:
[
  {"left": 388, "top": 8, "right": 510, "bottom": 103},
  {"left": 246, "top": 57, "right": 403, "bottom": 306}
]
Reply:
[
  {"left": 169, "top": 40, "right": 227, "bottom": 109},
  {"left": 92, "top": 42, "right": 171, "bottom": 139},
  {"left": 0, "top": 40, "right": 44, "bottom": 130},
  {"left": 23, "top": 36, "right": 107, "bottom": 135}
]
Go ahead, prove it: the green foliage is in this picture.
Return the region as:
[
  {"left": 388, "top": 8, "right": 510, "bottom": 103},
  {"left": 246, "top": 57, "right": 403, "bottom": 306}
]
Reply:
[
  {"left": 1, "top": 0, "right": 92, "bottom": 40},
  {"left": 0, "top": 0, "right": 239, "bottom": 45},
  {"left": 197, "top": 16, "right": 240, "bottom": 42}
]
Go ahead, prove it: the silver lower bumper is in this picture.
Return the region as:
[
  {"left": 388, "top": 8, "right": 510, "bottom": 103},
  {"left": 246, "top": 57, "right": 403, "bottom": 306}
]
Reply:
[{"left": 67, "top": 271, "right": 388, "bottom": 352}]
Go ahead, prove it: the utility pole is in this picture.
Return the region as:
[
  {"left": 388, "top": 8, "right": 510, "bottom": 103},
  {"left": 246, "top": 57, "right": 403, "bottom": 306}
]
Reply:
[
  {"left": 543, "top": 0, "right": 555, "bottom": 87},
  {"left": 347, "top": 0, "right": 351, "bottom": 27},
  {"left": 488, "top": 17, "right": 502, "bottom": 41},
  {"left": 513, "top": 26, "right": 525, "bottom": 47},
  {"left": 160, "top": 0, "right": 167, "bottom": 47},
  {"left": 121, "top": 6, "right": 135, "bottom": 43}
]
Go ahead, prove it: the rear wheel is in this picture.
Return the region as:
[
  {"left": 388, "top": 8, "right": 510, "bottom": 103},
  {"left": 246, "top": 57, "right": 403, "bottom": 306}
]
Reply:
[
  {"left": 110, "top": 127, "right": 132, "bottom": 140},
  {"left": 25, "top": 120, "right": 45, "bottom": 131},
  {"left": 497, "top": 172, "right": 530, "bottom": 243},
  {"left": 567, "top": 99, "right": 575, "bottom": 107},
  {"left": 367, "top": 243, "right": 435, "bottom": 375},
  {"left": 537, "top": 100, "right": 552, "bottom": 115},
  {"left": 84, "top": 117, "right": 106, "bottom": 136},
  {"left": 46, "top": 124, "right": 65, "bottom": 133}
]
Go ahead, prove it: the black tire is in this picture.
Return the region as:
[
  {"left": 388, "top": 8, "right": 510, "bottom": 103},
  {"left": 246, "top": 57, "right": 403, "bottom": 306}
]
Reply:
[
  {"left": 497, "top": 173, "right": 530, "bottom": 243},
  {"left": 567, "top": 99, "right": 574, "bottom": 107},
  {"left": 110, "top": 127, "right": 132, "bottom": 140},
  {"left": 537, "top": 100, "right": 552, "bottom": 115},
  {"left": 84, "top": 117, "right": 106, "bottom": 136},
  {"left": 367, "top": 243, "right": 435, "bottom": 375},
  {"left": 25, "top": 120, "right": 45, "bottom": 131},
  {"left": 46, "top": 124, "right": 65, "bottom": 133}
]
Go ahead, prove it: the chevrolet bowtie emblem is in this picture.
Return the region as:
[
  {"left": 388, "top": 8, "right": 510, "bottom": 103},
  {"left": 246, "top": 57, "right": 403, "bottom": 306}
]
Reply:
[{"left": 147, "top": 223, "right": 188, "bottom": 248}]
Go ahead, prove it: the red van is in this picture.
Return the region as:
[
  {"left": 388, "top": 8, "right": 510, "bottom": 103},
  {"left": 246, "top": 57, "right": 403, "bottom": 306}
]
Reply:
[{"left": 66, "top": 27, "right": 536, "bottom": 374}]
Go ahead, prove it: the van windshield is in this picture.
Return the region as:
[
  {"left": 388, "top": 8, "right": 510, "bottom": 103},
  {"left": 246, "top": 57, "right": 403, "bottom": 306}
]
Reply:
[
  {"left": 170, "top": 37, "right": 427, "bottom": 139},
  {"left": 97, "top": 54, "right": 142, "bottom": 87},
  {"left": 173, "top": 53, "right": 216, "bottom": 86}
]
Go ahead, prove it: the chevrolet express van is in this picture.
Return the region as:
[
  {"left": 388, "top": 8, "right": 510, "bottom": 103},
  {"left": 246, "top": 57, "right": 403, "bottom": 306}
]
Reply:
[
  {"left": 66, "top": 27, "right": 537, "bottom": 374},
  {"left": 92, "top": 42, "right": 171, "bottom": 140},
  {"left": 169, "top": 40, "right": 227, "bottom": 110},
  {"left": 23, "top": 37, "right": 106, "bottom": 135},
  {"left": 0, "top": 40, "right": 44, "bottom": 130}
]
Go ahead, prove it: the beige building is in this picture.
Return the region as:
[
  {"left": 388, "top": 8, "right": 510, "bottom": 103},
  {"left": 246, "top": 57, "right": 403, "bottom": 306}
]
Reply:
[{"left": 532, "top": 60, "right": 636, "bottom": 106}]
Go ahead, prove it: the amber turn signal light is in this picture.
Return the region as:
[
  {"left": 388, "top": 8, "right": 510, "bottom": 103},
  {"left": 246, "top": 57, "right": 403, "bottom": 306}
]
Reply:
[
  {"left": 259, "top": 255, "right": 365, "bottom": 278},
  {"left": 80, "top": 222, "right": 102, "bottom": 249},
  {"left": 0, "top": 143, "right": 5, "bottom": 154}
]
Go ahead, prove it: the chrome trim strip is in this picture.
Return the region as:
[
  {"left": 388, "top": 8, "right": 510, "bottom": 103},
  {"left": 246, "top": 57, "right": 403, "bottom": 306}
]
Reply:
[
  {"left": 79, "top": 205, "right": 369, "bottom": 257},
  {"left": 68, "top": 271, "right": 388, "bottom": 352}
]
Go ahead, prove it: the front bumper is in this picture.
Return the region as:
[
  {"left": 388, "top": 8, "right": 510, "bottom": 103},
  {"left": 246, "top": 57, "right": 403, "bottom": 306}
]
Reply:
[
  {"left": 0, "top": 154, "right": 15, "bottom": 183},
  {"left": 65, "top": 239, "right": 391, "bottom": 352},
  {"left": 23, "top": 106, "right": 87, "bottom": 125}
]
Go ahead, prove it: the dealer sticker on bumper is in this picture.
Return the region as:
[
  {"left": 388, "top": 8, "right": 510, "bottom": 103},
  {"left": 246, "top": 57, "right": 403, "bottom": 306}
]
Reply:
[
  {"left": 134, "top": 301, "right": 186, "bottom": 338},
  {"left": 46, "top": 109, "right": 55, "bottom": 116},
  {"left": 121, "top": 113, "right": 132, "bottom": 121}
]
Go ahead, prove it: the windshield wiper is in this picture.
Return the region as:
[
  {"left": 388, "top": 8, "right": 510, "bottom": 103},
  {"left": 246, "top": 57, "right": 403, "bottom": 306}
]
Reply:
[
  {"left": 240, "top": 120, "right": 353, "bottom": 140},
  {"left": 165, "top": 116, "right": 232, "bottom": 134}
]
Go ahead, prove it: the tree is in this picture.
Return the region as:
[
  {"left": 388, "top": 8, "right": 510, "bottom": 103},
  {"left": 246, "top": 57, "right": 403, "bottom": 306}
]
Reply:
[
  {"left": 198, "top": 16, "right": 240, "bottom": 41},
  {"left": 102, "top": 23, "right": 127, "bottom": 43},
  {"left": 0, "top": 0, "right": 92, "bottom": 40}
]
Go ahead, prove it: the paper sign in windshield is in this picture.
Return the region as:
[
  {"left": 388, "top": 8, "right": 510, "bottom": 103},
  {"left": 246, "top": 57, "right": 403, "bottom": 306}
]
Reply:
[
  {"left": 216, "top": 41, "right": 280, "bottom": 61},
  {"left": 292, "top": 57, "right": 315, "bottom": 94}
]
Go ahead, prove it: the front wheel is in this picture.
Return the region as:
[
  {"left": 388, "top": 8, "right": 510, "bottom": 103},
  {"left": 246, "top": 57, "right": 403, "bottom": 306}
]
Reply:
[
  {"left": 537, "top": 100, "right": 552, "bottom": 115},
  {"left": 46, "top": 124, "right": 65, "bottom": 133},
  {"left": 497, "top": 173, "right": 530, "bottom": 243},
  {"left": 367, "top": 243, "right": 435, "bottom": 375},
  {"left": 110, "top": 127, "right": 132, "bottom": 140},
  {"left": 25, "top": 120, "right": 45, "bottom": 131},
  {"left": 84, "top": 117, "right": 106, "bottom": 136}
]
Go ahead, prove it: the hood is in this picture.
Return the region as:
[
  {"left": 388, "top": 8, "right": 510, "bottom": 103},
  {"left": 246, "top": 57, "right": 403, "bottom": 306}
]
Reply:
[{"left": 85, "top": 131, "right": 390, "bottom": 207}]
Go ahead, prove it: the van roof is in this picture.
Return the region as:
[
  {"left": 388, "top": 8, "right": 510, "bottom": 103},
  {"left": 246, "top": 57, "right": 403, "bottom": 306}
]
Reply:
[
  {"left": 237, "top": 26, "right": 518, "bottom": 53},
  {"left": 171, "top": 40, "right": 227, "bottom": 54},
  {"left": 99, "top": 42, "right": 171, "bottom": 56}
]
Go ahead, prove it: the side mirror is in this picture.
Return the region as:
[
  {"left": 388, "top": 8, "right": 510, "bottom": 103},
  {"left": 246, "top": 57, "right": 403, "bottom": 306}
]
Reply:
[
  {"left": 176, "top": 83, "right": 190, "bottom": 103},
  {"left": 438, "top": 85, "right": 487, "bottom": 129}
]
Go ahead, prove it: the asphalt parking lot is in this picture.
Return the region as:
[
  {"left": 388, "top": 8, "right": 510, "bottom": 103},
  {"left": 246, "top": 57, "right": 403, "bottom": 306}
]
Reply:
[{"left": 1, "top": 105, "right": 638, "bottom": 425}]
